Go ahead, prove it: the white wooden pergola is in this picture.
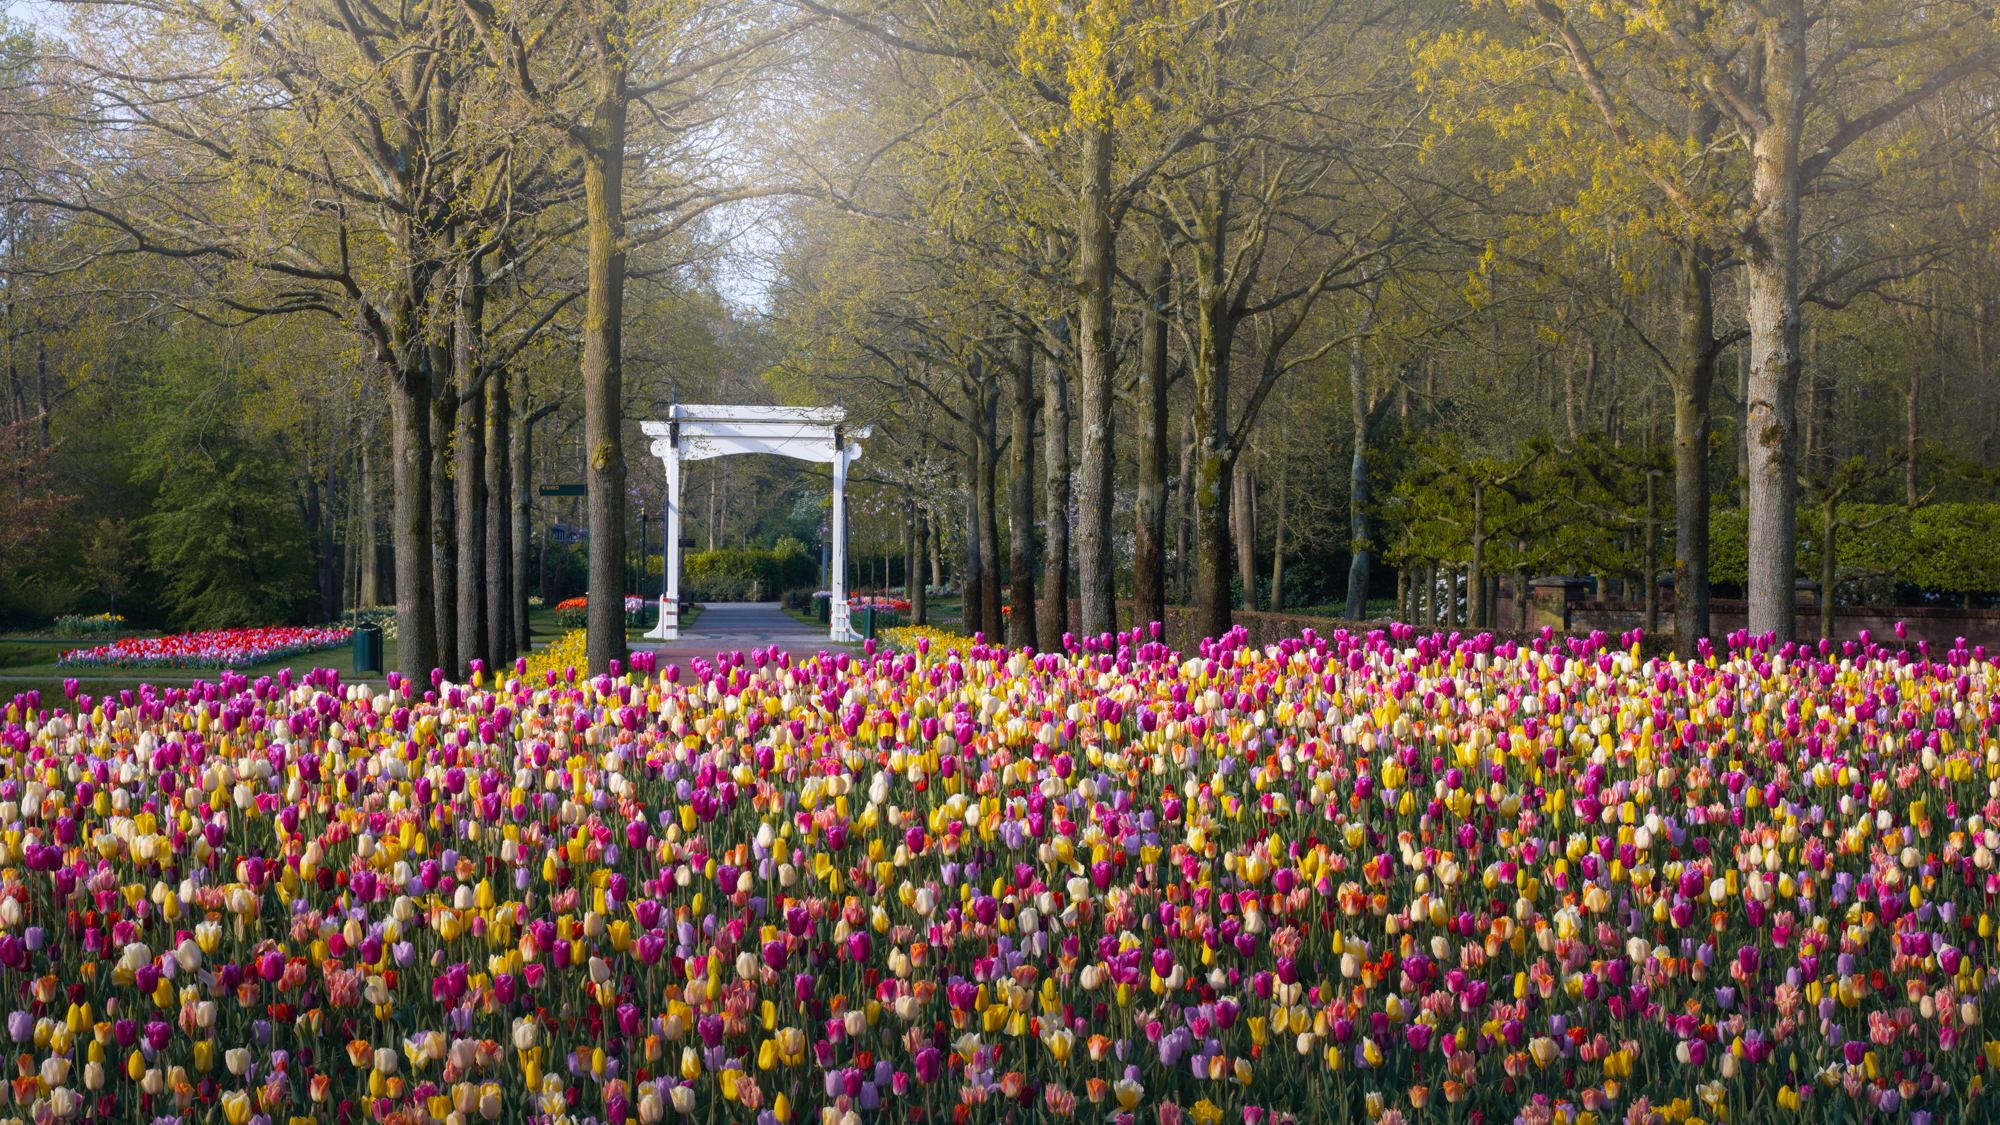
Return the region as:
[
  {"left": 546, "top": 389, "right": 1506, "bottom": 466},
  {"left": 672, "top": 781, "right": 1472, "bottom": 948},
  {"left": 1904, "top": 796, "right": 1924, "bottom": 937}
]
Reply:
[{"left": 639, "top": 406, "right": 869, "bottom": 642}]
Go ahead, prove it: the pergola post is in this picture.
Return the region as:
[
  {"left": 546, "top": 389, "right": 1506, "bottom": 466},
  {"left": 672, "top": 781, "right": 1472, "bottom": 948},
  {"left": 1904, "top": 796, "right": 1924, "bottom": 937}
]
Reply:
[
  {"left": 644, "top": 425, "right": 682, "bottom": 640},
  {"left": 638, "top": 406, "right": 867, "bottom": 645},
  {"left": 830, "top": 428, "right": 850, "bottom": 642}
]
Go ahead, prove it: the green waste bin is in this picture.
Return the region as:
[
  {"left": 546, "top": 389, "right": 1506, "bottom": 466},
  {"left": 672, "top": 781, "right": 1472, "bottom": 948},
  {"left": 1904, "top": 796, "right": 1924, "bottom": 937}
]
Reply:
[
  {"left": 817, "top": 595, "right": 830, "bottom": 624},
  {"left": 353, "top": 623, "right": 383, "bottom": 674},
  {"left": 859, "top": 605, "right": 877, "bottom": 640}
]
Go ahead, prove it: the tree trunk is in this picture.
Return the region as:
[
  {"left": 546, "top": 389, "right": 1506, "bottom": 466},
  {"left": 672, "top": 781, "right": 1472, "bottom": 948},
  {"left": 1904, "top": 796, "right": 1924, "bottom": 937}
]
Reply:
[
  {"left": 1232, "top": 459, "right": 1256, "bottom": 603},
  {"left": 1468, "top": 485, "right": 1485, "bottom": 629},
  {"left": 962, "top": 456, "right": 983, "bottom": 637},
  {"left": 1672, "top": 238, "right": 1716, "bottom": 653},
  {"left": 1133, "top": 242, "right": 1171, "bottom": 631},
  {"left": 390, "top": 366, "right": 438, "bottom": 683},
  {"left": 1010, "top": 324, "right": 1039, "bottom": 650},
  {"left": 1268, "top": 454, "right": 1288, "bottom": 613},
  {"left": 513, "top": 383, "right": 534, "bottom": 651},
  {"left": 455, "top": 262, "right": 488, "bottom": 680},
  {"left": 359, "top": 438, "right": 380, "bottom": 607},
  {"left": 912, "top": 508, "right": 929, "bottom": 626},
  {"left": 486, "top": 361, "right": 513, "bottom": 668},
  {"left": 902, "top": 501, "right": 916, "bottom": 598},
  {"left": 1039, "top": 335, "right": 1072, "bottom": 648},
  {"left": 1736, "top": 340, "right": 1751, "bottom": 507},
  {"left": 1906, "top": 366, "right": 1920, "bottom": 503},
  {"left": 1176, "top": 417, "right": 1193, "bottom": 605},
  {"left": 431, "top": 374, "right": 458, "bottom": 683},
  {"left": 1820, "top": 502, "right": 1838, "bottom": 641},
  {"left": 1514, "top": 559, "right": 1531, "bottom": 629},
  {"left": 581, "top": 42, "right": 631, "bottom": 675},
  {"left": 1073, "top": 124, "right": 1118, "bottom": 636},
  {"left": 977, "top": 431, "right": 1002, "bottom": 642},
  {"left": 1644, "top": 471, "right": 1661, "bottom": 637},
  {"left": 1742, "top": 0, "right": 1807, "bottom": 642},
  {"left": 1344, "top": 309, "right": 1375, "bottom": 620}
]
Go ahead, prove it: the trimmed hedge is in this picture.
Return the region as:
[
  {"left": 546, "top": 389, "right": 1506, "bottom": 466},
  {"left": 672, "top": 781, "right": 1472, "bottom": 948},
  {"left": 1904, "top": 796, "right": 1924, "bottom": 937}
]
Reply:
[{"left": 1710, "top": 503, "right": 2000, "bottom": 593}]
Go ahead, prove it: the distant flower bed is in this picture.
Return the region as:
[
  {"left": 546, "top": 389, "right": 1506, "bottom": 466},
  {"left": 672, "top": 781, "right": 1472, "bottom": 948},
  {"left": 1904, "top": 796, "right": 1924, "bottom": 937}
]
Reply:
[
  {"left": 554, "top": 595, "right": 652, "bottom": 628},
  {"left": 344, "top": 606, "right": 398, "bottom": 640},
  {"left": 52, "top": 613, "right": 125, "bottom": 636},
  {"left": 851, "top": 595, "right": 911, "bottom": 611},
  {"left": 56, "top": 625, "right": 352, "bottom": 669}
]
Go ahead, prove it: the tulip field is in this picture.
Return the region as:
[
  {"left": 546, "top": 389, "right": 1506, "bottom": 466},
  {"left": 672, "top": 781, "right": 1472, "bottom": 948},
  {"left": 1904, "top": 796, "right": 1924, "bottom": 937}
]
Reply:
[{"left": 1, "top": 619, "right": 1997, "bottom": 1125}]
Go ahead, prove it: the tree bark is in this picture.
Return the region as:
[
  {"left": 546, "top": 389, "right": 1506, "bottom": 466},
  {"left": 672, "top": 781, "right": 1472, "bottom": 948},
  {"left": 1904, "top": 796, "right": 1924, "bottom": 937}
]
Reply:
[
  {"left": 1742, "top": 0, "right": 1807, "bottom": 642},
  {"left": 581, "top": 30, "right": 631, "bottom": 675},
  {"left": 1039, "top": 333, "right": 1072, "bottom": 648},
  {"left": 1672, "top": 238, "right": 1717, "bottom": 653},
  {"left": 1189, "top": 193, "right": 1237, "bottom": 643},
  {"left": 513, "top": 383, "right": 535, "bottom": 651},
  {"left": 1176, "top": 417, "right": 1193, "bottom": 605},
  {"left": 912, "top": 507, "right": 929, "bottom": 626},
  {"left": 1819, "top": 500, "right": 1838, "bottom": 641},
  {"left": 1906, "top": 366, "right": 1920, "bottom": 503},
  {"left": 431, "top": 369, "right": 458, "bottom": 683},
  {"left": 1133, "top": 241, "right": 1171, "bottom": 631},
  {"left": 1009, "top": 325, "right": 1039, "bottom": 650},
  {"left": 1232, "top": 459, "right": 1256, "bottom": 600},
  {"left": 1268, "top": 453, "right": 1288, "bottom": 613},
  {"left": 1344, "top": 307, "right": 1375, "bottom": 620},
  {"left": 977, "top": 427, "right": 1002, "bottom": 641},
  {"left": 1644, "top": 471, "right": 1661, "bottom": 636},
  {"left": 1073, "top": 125, "right": 1118, "bottom": 636},
  {"left": 1468, "top": 485, "right": 1485, "bottom": 629},
  {"left": 455, "top": 259, "right": 488, "bottom": 680},
  {"left": 962, "top": 455, "right": 983, "bottom": 637},
  {"left": 359, "top": 437, "right": 380, "bottom": 607},
  {"left": 486, "top": 361, "right": 513, "bottom": 668},
  {"left": 389, "top": 365, "right": 438, "bottom": 683}
]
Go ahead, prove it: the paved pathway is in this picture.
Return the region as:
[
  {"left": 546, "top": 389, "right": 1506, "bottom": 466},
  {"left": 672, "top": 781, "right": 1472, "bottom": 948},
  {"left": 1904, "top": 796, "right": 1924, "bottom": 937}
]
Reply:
[{"left": 630, "top": 602, "right": 853, "bottom": 675}]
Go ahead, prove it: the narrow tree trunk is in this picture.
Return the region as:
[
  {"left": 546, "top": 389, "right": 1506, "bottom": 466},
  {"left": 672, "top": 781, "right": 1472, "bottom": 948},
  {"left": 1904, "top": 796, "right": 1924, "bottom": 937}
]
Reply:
[
  {"left": 1133, "top": 242, "right": 1171, "bottom": 630},
  {"left": 1176, "top": 417, "right": 1193, "bottom": 604},
  {"left": 431, "top": 372, "right": 458, "bottom": 682},
  {"left": 902, "top": 502, "right": 916, "bottom": 599},
  {"left": 580, "top": 45, "right": 631, "bottom": 674},
  {"left": 1644, "top": 471, "right": 1661, "bottom": 637},
  {"left": 1906, "top": 367, "right": 1920, "bottom": 503},
  {"left": 1514, "top": 559, "right": 1531, "bottom": 629},
  {"left": 455, "top": 260, "right": 488, "bottom": 679},
  {"left": 1468, "top": 485, "right": 1485, "bottom": 629},
  {"left": 1673, "top": 239, "right": 1716, "bottom": 653},
  {"left": 390, "top": 365, "right": 438, "bottom": 682},
  {"left": 304, "top": 462, "right": 326, "bottom": 622},
  {"left": 1039, "top": 339, "right": 1072, "bottom": 648},
  {"left": 1395, "top": 566, "right": 1408, "bottom": 624},
  {"left": 513, "top": 384, "right": 534, "bottom": 651},
  {"left": 1736, "top": 340, "right": 1751, "bottom": 507},
  {"left": 1820, "top": 502, "right": 1838, "bottom": 641},
  {"left": 977, "top": 431, "right": 1002, "bottom": 641},
  {"left": 486, "top": 362, "right": 513, "bottom": 668},
  {"left": 962, "top": 457, "right": 983, "bottom": 637},
  {"left": 1009, "top": 324, "right": 1039, "bottom": 650},
  {"left": 359, "top": 437, "right": 380, "bottom": 607},
  {"left": 1268, "top": 454, "right": 1288, "bottom": 613},
  {"left": 1742, "top": 0, "right": 1807, "bottom": 641},
  {"left": 1232, "top": 459, "right": 1256, "bottom": 604},
  {"left": 1344, "top": 306, "right": 1375, "bottom": 620},
  {"left": 1073, "top": 124, "right": 1119, "bottom": 636},
  {"left": 913, "top": 508, "right": 930, "bottom": 626}
]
